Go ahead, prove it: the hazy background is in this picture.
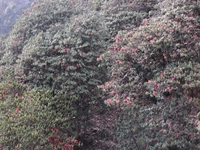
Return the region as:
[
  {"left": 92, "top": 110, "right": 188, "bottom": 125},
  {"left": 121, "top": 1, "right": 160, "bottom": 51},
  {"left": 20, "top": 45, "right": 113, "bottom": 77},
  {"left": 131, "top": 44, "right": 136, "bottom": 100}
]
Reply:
[{"left": 0, "top": 0, "right": 33, "bottom": 35}]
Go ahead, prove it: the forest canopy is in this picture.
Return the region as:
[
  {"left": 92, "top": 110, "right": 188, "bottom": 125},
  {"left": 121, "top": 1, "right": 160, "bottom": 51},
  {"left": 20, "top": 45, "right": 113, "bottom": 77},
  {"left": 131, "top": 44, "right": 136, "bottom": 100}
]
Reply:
[{"left": 0, "top": 0, "right": 199, "bottom": 150}]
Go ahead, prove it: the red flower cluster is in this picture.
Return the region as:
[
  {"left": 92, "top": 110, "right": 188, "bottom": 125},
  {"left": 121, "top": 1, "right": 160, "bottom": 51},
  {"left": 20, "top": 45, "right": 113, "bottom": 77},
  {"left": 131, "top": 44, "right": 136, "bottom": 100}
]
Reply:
[{"left": 48, "top": 128, "right": 79, "bottom": 150}]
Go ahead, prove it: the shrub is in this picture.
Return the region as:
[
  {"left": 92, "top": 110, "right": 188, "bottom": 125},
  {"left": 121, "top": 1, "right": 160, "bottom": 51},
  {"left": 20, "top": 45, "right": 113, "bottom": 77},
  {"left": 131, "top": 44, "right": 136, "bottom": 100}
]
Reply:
[
  {"left": 16, "top": 6, "right": 109, "bottom": 130},
  {"left": 101, "top": 0, "right": 200, "bottom": 149},
  {"left": 115, "top": 103, "right": 199, "bottom": 150},
  {"left": 102, "top": 0, "right": 157, "bottom": 38},
  {"left": 0, "top": 0, "right": 110, "bottom": 148},
  {"left": 0, "top": 0, "right": 81, "bottom": 66},
  {"left": 102, "top": 0, "right": 200, "bottom": 107},
  {"left": 0, "top": 73, "right": 79, "bottom": 149}
]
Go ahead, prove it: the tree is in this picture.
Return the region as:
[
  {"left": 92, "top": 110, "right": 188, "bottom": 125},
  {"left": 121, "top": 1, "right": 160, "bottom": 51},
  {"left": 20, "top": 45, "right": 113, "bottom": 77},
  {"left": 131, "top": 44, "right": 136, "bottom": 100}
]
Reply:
[
  {"left": 0, "top": 0, "right": 110, "bottom": 149},
  {"left": 101, "top": 0, "right": 200, "bottom": 149},
  {"left": 0, "top": 71, "right": 79, "bottom": 149},
  {"left": 102, "top": 0, "right": 157, "bottom": 38}
]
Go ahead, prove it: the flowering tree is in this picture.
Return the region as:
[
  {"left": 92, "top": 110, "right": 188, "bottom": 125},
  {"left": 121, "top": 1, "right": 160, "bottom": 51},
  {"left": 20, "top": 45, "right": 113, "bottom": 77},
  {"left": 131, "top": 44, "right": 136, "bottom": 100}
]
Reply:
[
  {"left": 1, "top": 0, "right": 199, "bottom": 149},
  {"left": 102, "top": 0, "right": 157, "bottom": 38},
  {"left": 0, "top": 73, "right": 79, "bottom": 149},
  {"left": 1, "top": 0, "right": 78, "bottom": 66},
  {"left": 101, "top": 0, "right": 200, "bottom": 149},
  {"left": 0, "top": 0, "right": 109, "bottom": 149}
]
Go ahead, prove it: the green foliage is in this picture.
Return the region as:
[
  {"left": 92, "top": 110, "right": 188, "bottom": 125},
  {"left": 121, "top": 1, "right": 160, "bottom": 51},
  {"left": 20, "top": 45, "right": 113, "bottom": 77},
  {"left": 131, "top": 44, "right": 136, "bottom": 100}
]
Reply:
[
  {"left": 1, "top": 0, "right": 200, "bottom": 149},
  {"left": 16, "top": 2, "right": 109, "bottom": 131},
  {"left": 115, "top": 103, "right": 199, "bottom": 150},
  {"left": 18, "top": 11, "right": 108, "bottom": 92},
  {"left": 102, "top": 0, "right": 200, "bottom": 107},
  {"left": 0, "top": 35, "right": 6, "bottom": 62},
  {"left": 102, "top": 0, "right": 157, "bottom": 38},
  {"left": 1, "top": 0, "right": 109, "bottom": 99},
  {"left": 0, "top": 0, "right": 109, "bottom": 148},
  {"left": 0, "top": 75, "right": 79, "bottom": 149},
  {"left": 101, "top": 0, "right": 200, "bottom": 149},
  {"left": 0, "top": 0, "right": 81, "bottom": 65}
]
